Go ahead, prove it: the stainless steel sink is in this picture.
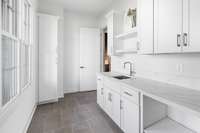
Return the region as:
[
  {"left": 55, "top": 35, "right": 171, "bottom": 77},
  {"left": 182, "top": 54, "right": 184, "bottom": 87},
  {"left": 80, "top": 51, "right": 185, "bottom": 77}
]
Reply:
[{"left": 113, "top": 75, "right": 131, "bottom": 80}]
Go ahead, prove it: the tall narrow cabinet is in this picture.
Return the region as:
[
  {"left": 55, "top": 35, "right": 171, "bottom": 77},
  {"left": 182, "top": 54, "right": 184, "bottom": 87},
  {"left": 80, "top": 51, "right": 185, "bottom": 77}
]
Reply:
[{"left": 38, "top": 14, "right": 59, "bottom": 104}]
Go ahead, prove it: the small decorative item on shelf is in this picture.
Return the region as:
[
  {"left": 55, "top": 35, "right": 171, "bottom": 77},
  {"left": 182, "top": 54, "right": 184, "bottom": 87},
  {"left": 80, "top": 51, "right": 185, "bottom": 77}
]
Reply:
[{"left": 124, "top": 8, "right": 137, "bottom": 32}]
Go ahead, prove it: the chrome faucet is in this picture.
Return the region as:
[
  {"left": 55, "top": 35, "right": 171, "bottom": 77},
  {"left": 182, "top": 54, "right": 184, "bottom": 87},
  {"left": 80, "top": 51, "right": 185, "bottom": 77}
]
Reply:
[{"left": 123, "top": 61, "right": 136, "bottom": 77}]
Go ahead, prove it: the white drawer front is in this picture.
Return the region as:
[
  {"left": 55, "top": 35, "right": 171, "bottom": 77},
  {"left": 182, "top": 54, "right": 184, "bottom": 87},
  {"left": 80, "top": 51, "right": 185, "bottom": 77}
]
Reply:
[
  {"left": 121, "top": 86, "right": 139, "bottom": 105},
  {"left": 104, "top": 78, "right": 121, "bottom": 94}
]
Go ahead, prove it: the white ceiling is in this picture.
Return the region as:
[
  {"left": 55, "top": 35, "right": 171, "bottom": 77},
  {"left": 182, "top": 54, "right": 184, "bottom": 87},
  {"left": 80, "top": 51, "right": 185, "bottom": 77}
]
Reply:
[{"left": 40, "top": 0, "right": 113, "bottom": 16}]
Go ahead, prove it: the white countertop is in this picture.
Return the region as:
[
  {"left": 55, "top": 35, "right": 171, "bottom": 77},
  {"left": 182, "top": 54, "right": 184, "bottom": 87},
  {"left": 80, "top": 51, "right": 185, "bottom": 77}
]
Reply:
[{"left": 100, "top": 72, "right": 200, "bottom": 117}]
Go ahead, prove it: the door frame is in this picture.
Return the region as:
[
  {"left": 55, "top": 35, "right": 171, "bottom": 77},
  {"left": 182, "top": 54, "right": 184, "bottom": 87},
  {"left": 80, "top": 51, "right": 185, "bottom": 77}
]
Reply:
[{"left": 100, "top": 27, "right": 110, "bottom": 72}]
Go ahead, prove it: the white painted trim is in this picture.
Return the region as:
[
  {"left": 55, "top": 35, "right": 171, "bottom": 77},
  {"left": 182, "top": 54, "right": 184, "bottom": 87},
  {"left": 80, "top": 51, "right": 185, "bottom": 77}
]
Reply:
[
  {"left": 105, "top": 10, "right": 116, "bottom": 19},
  {"left": 0, "top": 85, "right": 31, "bottom": 119},
  {"left": 37, "top": 13, "right": 60, "bottom": 20},
  {"left": 23, "top": 104, "right": 37, "bottom": 133},
  {"left": 64, "top": 89, "right": 79, "bottom": 94},
  {"left": 1, "top": 31, "right": 18, "bottom": 41},
  {"left": 38, "top": 99, "right": 58, "bottom": 105}
]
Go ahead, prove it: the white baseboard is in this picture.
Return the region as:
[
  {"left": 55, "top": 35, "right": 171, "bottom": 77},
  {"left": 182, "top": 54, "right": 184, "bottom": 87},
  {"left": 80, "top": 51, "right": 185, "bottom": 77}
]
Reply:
[
  {"left": 39, "top": 99, "right": 58, "bottom": 105},
  {"left": 64, "top": 89, "right": 78, "bottom": 94},
  {"left": 64, "top": 89, "right": 97, "bottom": 94},
  {"left": 58, "top": 94, "right": 64, "bottom": 98},
  {"left": 23, "top": 104, "right": 37, "bottom": 133}
]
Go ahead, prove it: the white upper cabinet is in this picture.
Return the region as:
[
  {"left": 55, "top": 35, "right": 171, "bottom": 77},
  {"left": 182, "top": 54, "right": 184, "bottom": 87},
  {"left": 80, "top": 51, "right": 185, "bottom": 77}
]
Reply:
[
  {"left": 107, "top": 15, "right": 114, "bottom": 37},
  {"left": 106, "top": 11, "right": 116, "bottom": 56},
  {"left": 182, "top": 0, "right": 200, "bottom": 52},
  {"left": 138, "top": 0, "right": 154, "bottom": 54},
  {"left": 138, "top": 0, "right": 200, "bottom": 54},
  {"left": 154, "top": 0, "right": 183, "bottom": 53},
  {"left": 106, "top": 11, "right": 123, "bottom": 56}
]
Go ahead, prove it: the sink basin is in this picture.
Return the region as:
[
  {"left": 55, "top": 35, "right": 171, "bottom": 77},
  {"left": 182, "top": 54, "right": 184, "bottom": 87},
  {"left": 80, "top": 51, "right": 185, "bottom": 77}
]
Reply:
[{"left": 113, "top": 75, "right": 131, "bottom": 80}]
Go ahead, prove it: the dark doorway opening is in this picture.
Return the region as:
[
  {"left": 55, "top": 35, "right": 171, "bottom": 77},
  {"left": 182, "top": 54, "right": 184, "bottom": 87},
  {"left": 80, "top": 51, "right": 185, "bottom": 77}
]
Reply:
[{"left": 103, "top": 30, "right": 111, "bottom": 72}]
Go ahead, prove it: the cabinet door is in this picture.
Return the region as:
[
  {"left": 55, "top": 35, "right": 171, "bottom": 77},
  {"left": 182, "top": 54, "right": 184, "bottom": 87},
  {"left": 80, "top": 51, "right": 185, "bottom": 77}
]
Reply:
[
  {"left": 182, "top": 0, "right": 200, "bottom": 52},
  {"left": 107, "top": 37, "right": 113, "bottom": 56},
  {"left": 111, "top": 90, "right": 121, "bottom": 127},
  {"left": 121, "top": 97, "right": 140, "bottom": 133},
  {"left": 138, "top": 0, "right": 154, "bottom": 54},
  {"left": 97, "top": 77, "right": 105, "bottom": 108},
  {"left": 107, "top": 15, "right": 114, "bottom": 56},
  {"left": 154, "top": 0, "right": 182, "bottom": 53},
  {"left": 105, "top": 88, "right": 121, "bottom": 126},
  {"left": 107, "top": 16, "right": 114, "bottom": 37},
  {"left": 39, "top": 14, "right": 58, "bottom": 103},
  {"left": 105, "top": 88, "right": 113, "bottom": 117}
]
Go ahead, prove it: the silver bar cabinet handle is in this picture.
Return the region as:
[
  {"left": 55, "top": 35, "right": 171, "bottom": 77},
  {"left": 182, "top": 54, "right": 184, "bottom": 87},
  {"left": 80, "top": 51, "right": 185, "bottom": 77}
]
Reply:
[
  {"left": 120, "top": 100, "right": 123, "bottom": 110},
  {"left": 101, "top": 88, "right": 104, "bottom": 95},
  {"left": 124, "top": 91, "right": 133, "bottom": 97},
  {"left": 183, "top": 33, "right": 188, "bottom": 47},
  {"left": 177, "top": 34, "right": 181, "bottom": 47}
]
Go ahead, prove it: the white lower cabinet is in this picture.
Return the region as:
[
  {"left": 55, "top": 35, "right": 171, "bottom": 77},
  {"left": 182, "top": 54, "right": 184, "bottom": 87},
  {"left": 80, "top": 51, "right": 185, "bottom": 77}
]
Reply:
[
  {"left": 105, "top": 88, "right": 121, "bottom": 127},
  {"left": 97, "top": 87, "right": 105, "bottom": 109},
  {"left": 97, "top": 76, "right": 140, "bottom": 133},
  {"left": 120, "top": 97, "right": 140, "bottom": 133},
  {"left": 110, "top": 90, "right": 121, "bottom": 126},
  {"left": 105, "top": 88, "right": 113, "bottom": 116},
  {"left": 97, "top": 75, "right": 105, "bottom": 108}
]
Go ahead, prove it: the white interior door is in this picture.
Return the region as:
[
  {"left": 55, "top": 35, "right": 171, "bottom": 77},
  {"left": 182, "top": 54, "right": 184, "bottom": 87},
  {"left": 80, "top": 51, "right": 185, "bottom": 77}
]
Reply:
[
  {"left": 80, "top": 28, "right": 100, "bottom": 92},
  {"left": 38, "top": 14, "right": 58, "bottom": 103}
]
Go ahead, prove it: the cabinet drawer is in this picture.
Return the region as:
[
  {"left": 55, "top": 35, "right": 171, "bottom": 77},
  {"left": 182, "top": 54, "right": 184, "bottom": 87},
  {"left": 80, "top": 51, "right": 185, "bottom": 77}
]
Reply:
[
  {"left": 121, "top": 86, "right": 139, "bottom": 105},
  {"left": 104, "top": 78, "right": 121, "bottom": 94},
  {"left": 97, "top": 75, "right": 103, "bottom": 82},
  {"left": 97, "top": 75, "right": 103, "bottom": 87}
]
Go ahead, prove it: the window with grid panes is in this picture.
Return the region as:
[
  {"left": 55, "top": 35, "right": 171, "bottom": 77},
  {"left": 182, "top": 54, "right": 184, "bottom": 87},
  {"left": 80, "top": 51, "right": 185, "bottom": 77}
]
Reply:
[
  {"left": 1, "top": 0, "right": 32, "bottom": 106},
  {"left": 20, "top": 0, "right": 31, "bottom": 89},
  {"left": 1, "top": 0, "right": 19, "bottom": 105}
]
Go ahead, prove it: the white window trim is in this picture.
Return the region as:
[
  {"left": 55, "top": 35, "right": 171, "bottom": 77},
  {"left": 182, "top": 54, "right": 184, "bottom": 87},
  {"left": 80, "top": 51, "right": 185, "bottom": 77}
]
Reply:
[
  {"left": 0, "top": 0, "right": 33, "bottom": 109},
  {"left": 0, "top": 81, "right": 32, "bottom": 117}
]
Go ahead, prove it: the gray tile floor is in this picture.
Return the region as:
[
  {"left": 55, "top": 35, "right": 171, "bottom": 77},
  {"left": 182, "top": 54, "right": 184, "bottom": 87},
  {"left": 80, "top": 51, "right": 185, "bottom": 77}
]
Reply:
[{"left": 28, "top": 91, "right": 123, "bottom": 133}]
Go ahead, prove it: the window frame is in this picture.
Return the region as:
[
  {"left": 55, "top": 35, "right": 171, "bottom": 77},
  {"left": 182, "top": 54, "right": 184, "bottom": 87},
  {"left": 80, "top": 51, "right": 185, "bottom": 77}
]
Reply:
[
  {"left": 0, "top": 0, "right": 33, "bottom": 109},
  {"left": 20, "top": 0, "right": 32, "bottom": 90}
]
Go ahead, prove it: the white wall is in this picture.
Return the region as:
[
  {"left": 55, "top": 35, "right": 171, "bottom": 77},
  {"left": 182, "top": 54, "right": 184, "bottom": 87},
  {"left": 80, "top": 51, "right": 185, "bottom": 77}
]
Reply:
[
  {"left": 64, "top": 12, "right": 99, "bottom": 93},
  {"left": 38, "top": 2, "right": 64, "bottom": 98},
  {"left": 99, "top": 0, "right": 200, "bottom": 132},
  {"left": 0, "top": 0, "right": 38, "bottom": 133}
]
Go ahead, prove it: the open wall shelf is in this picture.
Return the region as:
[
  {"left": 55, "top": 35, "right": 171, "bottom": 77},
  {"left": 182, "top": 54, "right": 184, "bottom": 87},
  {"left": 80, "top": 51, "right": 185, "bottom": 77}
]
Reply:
[
  {"left": 144, "top": 118, "right": 195, "bottom": 133},
  {"left": 142, "top": 96, "right": 196, "bottom": 133},
  {"left": 115, "top": 28, "right": 137, "bottom": 40},
  {"left": 115, "top": 49, "right": 138, "bottom": 54}
]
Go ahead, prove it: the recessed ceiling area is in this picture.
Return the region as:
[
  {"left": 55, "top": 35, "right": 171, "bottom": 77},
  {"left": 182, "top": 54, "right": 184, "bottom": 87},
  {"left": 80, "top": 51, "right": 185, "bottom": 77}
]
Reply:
[{"left": 39, "top": 0, "right": 113, "bottom": 16}]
